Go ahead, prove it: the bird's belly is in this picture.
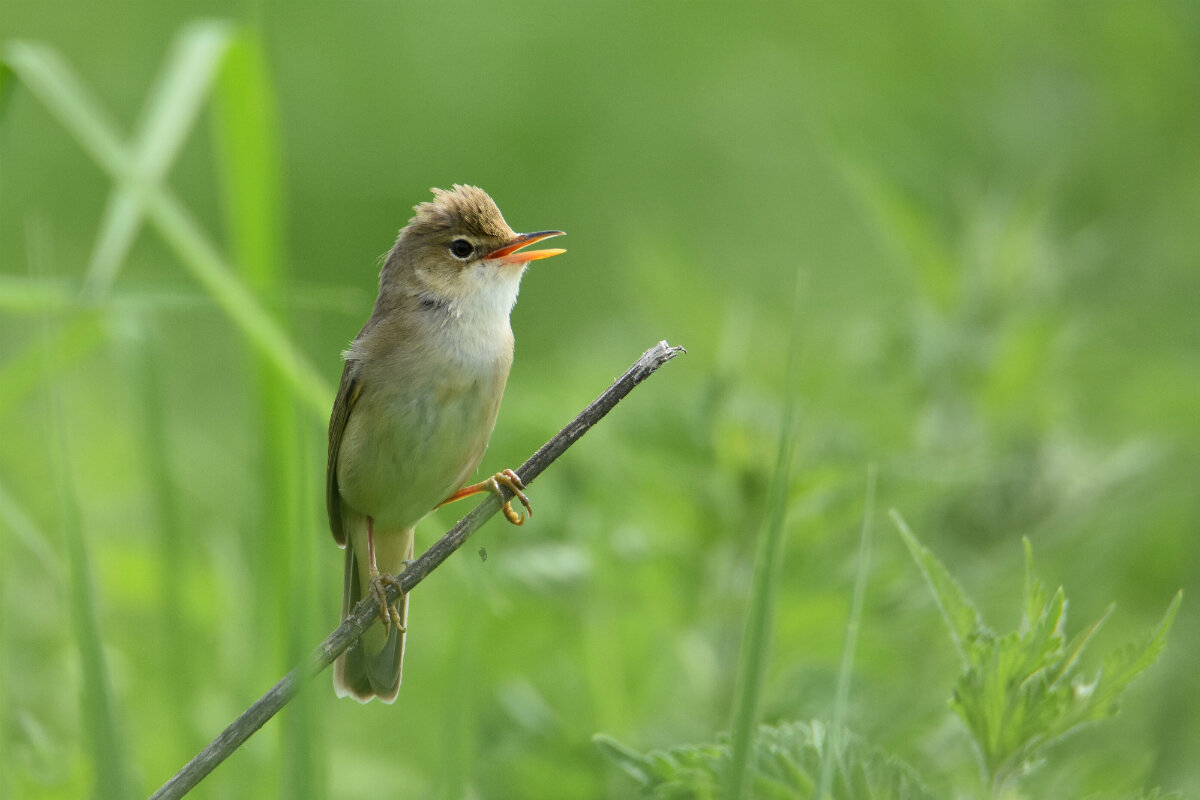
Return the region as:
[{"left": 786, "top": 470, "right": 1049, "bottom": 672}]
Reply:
[{"left": 337, "top": 364, "right": 503, "bottom": 530}]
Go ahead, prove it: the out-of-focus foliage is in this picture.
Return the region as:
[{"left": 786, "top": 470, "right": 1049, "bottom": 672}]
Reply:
[
  {"left": 595, "top": 720, "right": 935, "bottom": 800},
  {"left": 596, "top": 527, "right": 1179, "bottom": 799}
]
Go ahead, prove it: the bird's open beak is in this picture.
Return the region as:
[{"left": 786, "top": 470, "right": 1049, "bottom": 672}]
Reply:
[{"left": 486, "top": 230, "right": 566, "bottom": 264}]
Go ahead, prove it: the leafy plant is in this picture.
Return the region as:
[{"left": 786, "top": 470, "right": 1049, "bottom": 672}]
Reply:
[
  {"left": 598, "top": 519, "right": 1182, "bottom": 799},
  {"left": 595, "top": 721, "right": 935, "bottom": 800},
  {"left": 893, "top": 513, "right": 1181, "bottom": 796}
]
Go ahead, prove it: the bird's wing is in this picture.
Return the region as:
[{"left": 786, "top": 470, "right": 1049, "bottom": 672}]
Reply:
[{"left": 327, "top": 358, "right": 365, "bottom": 547}]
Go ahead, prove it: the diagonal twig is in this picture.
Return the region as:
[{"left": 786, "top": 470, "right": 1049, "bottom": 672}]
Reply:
[{"left": 148, "top": 340, "right": 686, "bottom": 800}]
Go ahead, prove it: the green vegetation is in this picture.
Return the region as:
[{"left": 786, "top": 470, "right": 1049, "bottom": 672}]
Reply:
[
  {"left": 597, "top": 523, "right": 1179, "bottom": 799},
  {"left": 1, "top": 4, "right": 1196, "bottom": 798}
]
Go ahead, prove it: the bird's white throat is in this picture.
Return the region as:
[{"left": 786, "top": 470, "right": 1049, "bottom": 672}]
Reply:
[{"left": 416, "top": 262, "right": 523, "bottom": 369}]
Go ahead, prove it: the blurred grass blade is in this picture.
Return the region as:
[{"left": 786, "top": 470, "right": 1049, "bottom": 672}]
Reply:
[
  {"left": 0, "top": 477, "right": 60, "bottom": 578},
  {"left": 725, "top": 271, "right": 804, "bottom": 800},
  {"left": 83, "top": 21, "right": 234, "bottom": 300},
  {"left": 212, "top": 33, "right": 325, "bottom": 797},
  {"left": 0, "top": 274, "right": 363, "bottom": 316},
  {"left": 891, "top": 510, "right": 980, "bottom": 664},
  {"left": 2, "top": 40, "right": 333, "bottom": 416},
  {"left": 818, "top": 463, "right": 877, "bottom": 800},
  {"left": 0, "top": 313, "right": 103, "bottom": 416},
  {"left": 212, "top": 27, "right": 290, "bottom": 619},
  {"left": 28, "top": 217, "right": 134, "bottom": 798},
  {"left": 0, "top": 274, "right": 76, "bottom": 312},
  {"left": 279, "top": 439, "right": 325, "bottom": 800},
  {"left": 213, "top": 30, "right": 281, "bottom": 290},
  {"left": 48, "top": 405, "right": 135, "bottom": 799},
  {"left": 2, "top": 43, "right": 134, "bottom": 186},
  {"left": 0, "top": 59, "right": 14, "bottom": 130},
  {"left": 123, "top": 320, "right": 197, "bottom": 753},
  {"left": 831, "top": 146, "right": 957, "bottom": 311},
  {"left": 212, "top": 21, "right": 291, "bottom": 660}
]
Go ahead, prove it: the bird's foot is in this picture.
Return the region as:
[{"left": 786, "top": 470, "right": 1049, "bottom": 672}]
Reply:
[
  {"left": 438, "top": 468, "right": 532, "bottom": 526},
  {"left": 368, "top": 568, "right": 407, "bottom": 633},
  {"left": 488, "top": 469, "right": 532, "bottom": 526}
]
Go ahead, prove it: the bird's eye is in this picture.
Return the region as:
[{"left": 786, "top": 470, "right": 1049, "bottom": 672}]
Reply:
[{"left": 449, "top": 239, "right": 474, "bottom": 259}]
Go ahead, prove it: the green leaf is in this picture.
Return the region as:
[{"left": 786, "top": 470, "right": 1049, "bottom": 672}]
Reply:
[
  {"left": 1090, "top": 591, "right": 1182, "bottom": 717},
  {"left": 1021, "top": 537, "right": 1047, "bottom": 629},
  {"left": 1051, "top": 603, "right": 1112, "bottom": 689},
  {"left": 891, "top": 510, "right": 982, "bottom": 662}
]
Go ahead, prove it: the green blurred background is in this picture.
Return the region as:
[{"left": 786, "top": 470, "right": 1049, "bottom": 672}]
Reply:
[{"left": 2, "top": 2, "right": 1197, "bottom": 798}]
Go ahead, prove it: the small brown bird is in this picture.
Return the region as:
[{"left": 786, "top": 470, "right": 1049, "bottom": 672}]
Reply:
[{"left": 327, "top": 185, "right": 565, "bottom": 702}]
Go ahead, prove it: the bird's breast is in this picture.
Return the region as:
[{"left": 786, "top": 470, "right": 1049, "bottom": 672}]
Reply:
[{"left": 336, "top": 325, "right": 512, "bottom": 531}]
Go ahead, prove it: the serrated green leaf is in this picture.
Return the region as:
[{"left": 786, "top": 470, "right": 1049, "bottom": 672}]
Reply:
[
  {"left": 1051, "top": 603, "right": 1112, "bottom": 689},
  {"left": 891, "top": 511, "right": 982, "bottom": 662},
  {"left": 1021, "top": 537, "right": 1047, "bottom": 634},
  {"left": 1091, "top": 591, "right": 1182, "bottom": 714},
  {"left": 593, "top": 734, "right": 659, "bottom": 786}
]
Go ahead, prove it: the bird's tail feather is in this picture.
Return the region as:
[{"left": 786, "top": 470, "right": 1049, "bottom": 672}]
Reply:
[{"left": 333, "top": 524, "right": 413, "bottom": 703}]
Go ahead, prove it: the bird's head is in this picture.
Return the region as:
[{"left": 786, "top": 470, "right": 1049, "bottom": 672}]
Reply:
[{"left": 384, "top": 185, "right": 565, "bottom": 316}]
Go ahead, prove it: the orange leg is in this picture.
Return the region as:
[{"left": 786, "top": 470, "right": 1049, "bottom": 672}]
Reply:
[
  {"left": 365, "top": 515, "right": 406, "bottom": 632},
  {"left": 439, "top": 468, "right": 532, "bottom": 526}
]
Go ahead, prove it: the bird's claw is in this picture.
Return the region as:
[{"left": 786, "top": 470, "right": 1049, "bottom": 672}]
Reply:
[
  {"left": 368, "top": 569, "right": 407, "bottom": 633},
  {"left": 489, "top": 469, "right": 531, "bottom": 526}
]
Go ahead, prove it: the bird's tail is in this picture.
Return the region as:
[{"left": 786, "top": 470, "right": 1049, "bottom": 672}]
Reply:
[{"left": 333, "top": 521, "right": 414, "bottom": 703}]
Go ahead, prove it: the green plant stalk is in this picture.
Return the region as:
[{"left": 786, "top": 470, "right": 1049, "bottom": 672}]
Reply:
[
  {"left": 817, "top": 463, "right": 877, "bottom": 799},
  {"left": 50, "top": 419, "right": 135, "bottom": 799},
  {"left": 725, "top": 272, "right": 803, "bottom": 800},
  {"left": 209, "top": 29, "right": 325, "bottom": 797},
  {"left": 122, "top": 322, "right": 202, "bottom": 762},
  {"left": 30, "top": 217, "right": 134, "bottom": 798}
]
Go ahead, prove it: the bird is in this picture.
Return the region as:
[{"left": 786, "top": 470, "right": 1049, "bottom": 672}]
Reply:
[{"left": 326, "top": 184, "right": 565, "bottom": 702}]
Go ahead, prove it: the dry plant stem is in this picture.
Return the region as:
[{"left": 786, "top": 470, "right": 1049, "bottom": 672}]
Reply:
[{"left": 148, "top": 340, "right": 685, "bottom": 800}]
